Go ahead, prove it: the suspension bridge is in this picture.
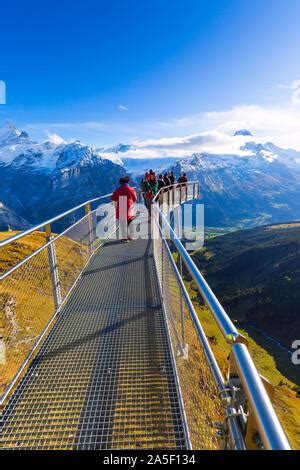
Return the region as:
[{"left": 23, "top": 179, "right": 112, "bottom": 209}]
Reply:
[{"left": 0, "top": 182, "right": 290, "bottom": 450}]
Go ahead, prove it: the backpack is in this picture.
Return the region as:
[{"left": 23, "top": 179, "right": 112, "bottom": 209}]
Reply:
[
  {"left": 141, "top": 178, "right": 148, "bottom": 192},
  {"left": 145, "top": 189, "right": 154, "bottom": 200}
]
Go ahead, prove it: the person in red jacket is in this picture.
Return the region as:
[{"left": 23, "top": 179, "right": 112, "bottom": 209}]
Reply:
[{"left": 111, "top": 177, "right": 137, "bottom": 242}]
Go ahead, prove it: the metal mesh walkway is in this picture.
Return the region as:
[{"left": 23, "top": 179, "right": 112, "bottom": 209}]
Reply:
[{"left": 0, "top": 238, "right": 187, "bottom": 450}]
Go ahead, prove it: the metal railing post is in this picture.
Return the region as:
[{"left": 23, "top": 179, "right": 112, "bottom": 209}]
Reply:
[
  {"left": 230, "top": 343, "right": 290, "bottom": 450},
  {"left": 160, "top": 210, "right": 164, "bottom": 295},
  {"left": 178, "top": 254, "right": 188, "bottom": 357},
  {"left": 176, "top": 205, "right": 182, "bottom": 239},
  {"left": 45, "top": 223, "right": 62, "bottom": 310},
  {"left": 161, "top": 240, "right": 164, "bottom": 295},
  {"left": 85, "top": 202, "right": 94, "bottom": 255},
  {"left": 176, "top": 205, "right": 187, "bottom": 356}
]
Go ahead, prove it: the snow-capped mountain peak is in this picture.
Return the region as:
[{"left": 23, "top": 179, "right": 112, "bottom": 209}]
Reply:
[
  {"left": 0, "top": 122, "right": 127, "bottom": 230},
  {"left": 97, "top": 143, "right": 136, "bottom": 166},
  {"left": 234, "top": 129, "right": 253, "bottom": 137},
  {"left": 0, "top": 123, "right": 110, "bottom": 171},
  {"left": 0, "top": 122, "right": 22, "bottom": 143},
  {"left": 104, "top": 143, "right": 136, "bottom": 154}
]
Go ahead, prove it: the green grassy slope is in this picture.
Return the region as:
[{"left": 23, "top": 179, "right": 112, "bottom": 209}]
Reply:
[
  {"left": 0, "top": 231, "right": 89, "bottom": 395},
  {"left": 183, "top": 281, "right": 300, "bottom": 449},
  {"left": 193, "top": 223, "right": 300, "bottom": 349},
  {"left": 184, "top": 223, "right": 300, "bottom": 448}
]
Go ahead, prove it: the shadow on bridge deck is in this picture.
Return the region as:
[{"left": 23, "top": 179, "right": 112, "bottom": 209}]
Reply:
[{"left": 0, "top": 238, "right": 187, "bottom": 450}]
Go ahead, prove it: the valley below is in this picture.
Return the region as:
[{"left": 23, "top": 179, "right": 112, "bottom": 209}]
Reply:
[{"left": 180, "top": 219, "right": 300, "bottom": 391}]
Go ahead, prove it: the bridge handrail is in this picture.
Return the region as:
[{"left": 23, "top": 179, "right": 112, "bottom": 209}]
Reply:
[
  {"left": 154, "top": 181, "right": 239, "bottom": 342},
  {"left": 231, "top": 343, "right": 290, "bottom": 450},
  {"left": 152, "top": 206, "right": 246, "bottom": 450},
  {"left": 152, "top": 185, "right": 290, "bottom": 450},
  {"left": 161, "top": 211, "right": 239, "bottom": 342},
  {"left": 0, "top": 179, "right": 196, "bottom": 249},
  {"left": 0, "top": 192, "right": 114, "bottom": 248},
  {"left": 0, "top": 194, "right": 118, "bottom": 404},
  {"left": 154, "top": 180, "right": 199, "bottom": 201}
]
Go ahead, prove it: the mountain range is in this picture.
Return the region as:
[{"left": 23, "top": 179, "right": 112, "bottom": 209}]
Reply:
[
  {"left": 103, "top": 128, "right": 300, "bottom": 229},
  {"left": 191, "top": 222, "right": 300, "bottom": 384},
  {"left": 0, "top": 123, "right": 126, "bottom": 229},
  {"left": 167, "top": 137, "right": 300, "bottom": 229},
  {"left": 0, "top": 202, "right": 30, "bottom": 231},
  {"left": 1, "top": 122, "right": 300, "bottom": 231}
]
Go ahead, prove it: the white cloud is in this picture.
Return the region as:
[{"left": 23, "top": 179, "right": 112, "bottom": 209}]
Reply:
[
  {"left": 45, "top": 131, "right": 66, "bottom": 145},
  {"left": 291, "top": 80, "right": 300, "bottom": 90},
  {"left": 205, "top": 105, "right": 300, "bottom": 149},
  {"left": 99, "top": 104, "right": 300, "bottom": 159},
  {"left": 153, "top": 104, "right": 300, "bottom": 149},
  {"left": 118, "top": 104, "right": 128, "bottom": 111},
  {"left": 277, "top": 80, "right": 300, "bottom": 90},
  {"left": 101, "top": 131, "right": 255, "bottom": 160},
  {"left": 134, "top": 131, "right": 250, "bottom": 155},
  {"left": 277, "top": 80, "right": 300, "bottom": 105},
  {"left": 26, "top": 100, "right": 300, "bottom": 158}
]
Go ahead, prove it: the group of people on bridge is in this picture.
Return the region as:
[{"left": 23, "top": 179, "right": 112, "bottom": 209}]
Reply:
[
  {"left": 141, "top": 170, "right": 188, "bottom": 201},
  {"left": 111, "top": 170, "right": 188, "bottom": 242}
]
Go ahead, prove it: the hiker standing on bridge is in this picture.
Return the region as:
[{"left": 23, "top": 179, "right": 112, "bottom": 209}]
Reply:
[
  {"left": 177, "top": 173, "right": 188, "bottom": 186},
  {"left": 157, "top": 174, "right": 165, "bottom": 192},
  {"left": 177, "top": 173, "right": 188, "bottom": 199},
  {"left": 169, "top": 171, "right": 175, "bottom": 185},
  {"left": 111, "top": 176, "right": 137, "bottom": 242},
  {"left": 164, "top": 173, "right": 171, "bottom": 187},
  {"left": 144, "top": 171, "right": 158, "bottom": 218}
]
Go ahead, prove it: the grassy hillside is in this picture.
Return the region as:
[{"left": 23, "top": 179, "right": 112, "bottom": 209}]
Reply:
[
  {"left": 181, "top": 280, "right": 300, "bottom": 449},
  {"left": 0, "top": 231, "right": 89, "bottom": 396},
  {"left": 192, "top": 223, "right": 300, "bottom": 349},
  {"left": 183, "top": 223, "right": 300, "bottom": 449}
]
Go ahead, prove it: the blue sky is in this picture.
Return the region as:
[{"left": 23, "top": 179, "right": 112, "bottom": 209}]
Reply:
[{"left": 0, "top": 0, "right": 300, "bottom": 149}]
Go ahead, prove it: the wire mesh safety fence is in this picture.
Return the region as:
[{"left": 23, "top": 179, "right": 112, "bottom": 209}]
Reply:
[
  {"left": 0, "top": 246, "right": 55, "bottom": 398},
  {"left": 0, "top": 199, "right": 116, "bottom": 403},
  {"left": 53, "top": 215, "right": 91, "bottom": 301},
  {"left": 161, "top": 242, "right": 224, "bottom": 450},
  {"left": 152, "top": 209, "right": 224, "bottom": 449},
  {"left": 152, "top": 185, "right": 290, "bottom": 451},
  {"left": 0, "top": 235, "right": 188, "bottom": 450},
  {"left": 92, "top": 203, "right": 118, "bottom": 250}
]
